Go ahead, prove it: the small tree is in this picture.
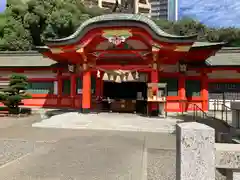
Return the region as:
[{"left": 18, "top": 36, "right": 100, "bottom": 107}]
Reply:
[{"left": 0, "top": 74, "right": 31, "bottom": 114}]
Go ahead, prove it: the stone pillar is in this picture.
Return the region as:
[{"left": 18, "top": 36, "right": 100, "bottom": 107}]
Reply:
[
  {"left": 227, "top": 170, "right": 240, "bottom": 180},
  {"left": 233, "top": 170, "right": 240, "bottom": 180},
  {"left": 82, "top": 70, "right": 91, "bottom": 113},
  {"left": 176, "top": 122, "right": 215, "bottom": 180}
]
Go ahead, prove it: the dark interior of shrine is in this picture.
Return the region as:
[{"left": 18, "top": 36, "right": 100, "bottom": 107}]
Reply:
[{"left": 103, "top": 81, "right": 147, "bottom": 100}]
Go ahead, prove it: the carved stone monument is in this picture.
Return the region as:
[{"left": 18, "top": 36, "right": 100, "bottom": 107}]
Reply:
[{"left": 176, "top": 122, "right": 215, "bottom": 180}]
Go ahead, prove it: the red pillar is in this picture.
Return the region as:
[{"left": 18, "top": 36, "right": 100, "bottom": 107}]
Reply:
[
  {"left": 57, "top": 71, "right": 62, "bottom": 106},
  {"left": 178, "top": 74, "right": 186, "bottom": 112},
  {"left": 70, "top": 74, "right": 76, "bottom": 97},
  {"left": 201, "top": 72, "right": 208, "bottom": 111},
  {"left": 150, "top": 69, "right": 159, "bottom": 112},
  {"left": 70, "top": 73, "right": 76, "bottom": 108},
  {"left": 82, "top": 70, "right": 91, "bottom": 113}
]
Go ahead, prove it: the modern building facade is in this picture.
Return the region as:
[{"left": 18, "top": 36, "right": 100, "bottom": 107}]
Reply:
[
  {"left": 150, "top": 0, "right": 178, "bottom": 21},
  {"left": 98, "top": 0, "right": 151, "bottom": 15},
  {"left": 0, "top": 14, "right": 239, "bottom": 114}
]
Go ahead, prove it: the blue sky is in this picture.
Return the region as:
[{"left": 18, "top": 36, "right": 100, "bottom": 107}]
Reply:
[
  {"left": 178, "top": 0, "right": 240, "bottom": 28},
  {"left": 0, "top": 0, "right": 6, "bottom": 13}
]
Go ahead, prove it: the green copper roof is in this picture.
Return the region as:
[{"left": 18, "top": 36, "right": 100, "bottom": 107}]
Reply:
[
  {"left": 0, "top": 48, "right": 239, "bottom": 67},
  {"left": 0, "top": 51, "right": 56, "bottom": 67},
  {"left": 45, "top": 14, "right": 197, "bottom": 46},
  {"left": 206, "top": 48, "right": 240, "bottom": 66},
  {"left": 192, "top": 42, "right": 226, "bottom": 48}
]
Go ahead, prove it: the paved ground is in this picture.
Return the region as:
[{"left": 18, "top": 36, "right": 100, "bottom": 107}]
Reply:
[
  {"left": 32, "top": 112, "right": 181, "bottom": 133},
  {"left": 0, "top": 113, "right": 227, "bottom": 180}
]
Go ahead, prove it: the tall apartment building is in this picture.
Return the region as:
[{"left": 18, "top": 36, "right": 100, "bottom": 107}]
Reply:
[
  {"left": 150, "top": 0, "right": 178, "bottom": 21},
  {"left": 98, "top": 0, "right": 151, "bottom": 15}
]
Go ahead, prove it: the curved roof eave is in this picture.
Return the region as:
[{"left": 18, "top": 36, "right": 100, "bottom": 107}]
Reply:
[
  {"left": 45, "top": 14, "right": 197, "bottom": 46},
  {"left": 190, "top": 42, "right": 226, "bottom": 50},
  {"left": 34, "top": 46, "right": 50, "bottom": 53}
]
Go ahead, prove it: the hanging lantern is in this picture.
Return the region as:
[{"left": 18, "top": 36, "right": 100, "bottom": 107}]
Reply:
[
  {"left": 82, "top": 63, "right": 87, "bottom": 70},
  {"left": 68, "top": 64, "right": 75, "bottom": 73},
  {"left": 115, "top": 75, "right": 122, "bottom": 83},
  {"left": 102, "top": 73, "right": 109, "bottom": 80}
]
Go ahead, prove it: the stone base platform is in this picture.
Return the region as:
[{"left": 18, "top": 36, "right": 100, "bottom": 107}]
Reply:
[{"left": 32, "top": 112, "right": 182, "bottom": 133}]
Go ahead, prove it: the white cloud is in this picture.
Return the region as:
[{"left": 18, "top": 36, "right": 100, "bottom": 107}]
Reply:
[{"left": 178, "top": 0, "right": 240, "bottom": 27}]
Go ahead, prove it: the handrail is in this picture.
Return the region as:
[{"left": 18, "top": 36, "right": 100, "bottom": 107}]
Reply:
[
  {"left": 192, "top": 104, "right": 208, "bottom": 122},
  {"left": 221, "top": 104, "right": 231, "bottom": 125},
  {"left": 221, "top": 103, "right": 240, "bottom": 128}
]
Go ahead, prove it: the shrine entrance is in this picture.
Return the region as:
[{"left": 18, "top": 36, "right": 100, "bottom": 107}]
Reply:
[
  {"left": 102, "top": 81, "right": 148, "bottom": 113},
  {"left": 37, "top": 14, "right": 225, "bottom": 114}
]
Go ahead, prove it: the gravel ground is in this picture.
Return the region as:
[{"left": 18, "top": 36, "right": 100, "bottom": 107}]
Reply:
[{"left": 0, "top": 139, "right": 46, "bottom": 167}]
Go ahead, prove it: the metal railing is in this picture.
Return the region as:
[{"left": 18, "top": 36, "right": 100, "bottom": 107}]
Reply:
[
  {"left": 220, "top": 104, "right": 232, "bottom": 126},
  {"left": 212, "top": 102, "right": 240, "bottom": 129},
  {"left": 192, "top": 104, "right": 208, "bottom": 122}
]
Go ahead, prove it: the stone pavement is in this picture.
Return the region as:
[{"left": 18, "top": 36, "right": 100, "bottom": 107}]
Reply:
[
  {"left": 0, "top": 113, "right": 227, "bottom": 180},
  {"left": 32, "top": 112, "right": 182, "bottom": 133}
]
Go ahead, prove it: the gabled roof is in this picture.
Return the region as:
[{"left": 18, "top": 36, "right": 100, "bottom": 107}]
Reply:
[
  {"left": 191, "top": 42, "right": 226, "bottom": 49},
  {"left": 0, "top": 51, "right": 56, "bottom": 67},
  {"left": 0, "top": 47, "right": 240, "bottom": 67},
  {"left": 45, "top": 14, "right": 197, "bottom": 46},
  {"left": 206, "top": 47, "right": 240, "bottom": 66}
]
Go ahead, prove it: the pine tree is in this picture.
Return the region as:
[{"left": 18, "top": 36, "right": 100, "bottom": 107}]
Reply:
[{"left": 0, "top": 74, "right": 31, "bottom": 114}]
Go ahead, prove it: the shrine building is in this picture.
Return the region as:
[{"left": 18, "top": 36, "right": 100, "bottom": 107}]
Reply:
[{"left": 1, "top": 14, "right": 240, "bottom": 114}]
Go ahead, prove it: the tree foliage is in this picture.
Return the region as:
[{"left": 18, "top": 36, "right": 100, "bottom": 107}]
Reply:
[
  {"left": 0, "top": 0, "right": 240, "bottom": 51},
  {"left": 0, "top": 74, "right": 31, "bottom": 114},
  {"left": 0, "top": 0, "right": 107, "bottom": 50},
  {"left": 154, "top": 18, "right": 240, "bottom": 46}
]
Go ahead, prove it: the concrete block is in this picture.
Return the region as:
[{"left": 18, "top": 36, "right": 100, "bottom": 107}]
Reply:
[
  {"left": 176, "top": 122, "right": 215, "bottom": 180},
  {"left": 215, "top": 143, "right": 240, "bottom": 169},
  {"left": 233, "top": 170, "right": 240, "bottom": 180}
]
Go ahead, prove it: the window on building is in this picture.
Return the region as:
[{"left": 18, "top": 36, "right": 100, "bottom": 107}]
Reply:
[
  {"left": 62, "top": 79, "right": 71, "bottom": 95},
  {"left": 209, "top": 82, "right": 240, "bottom": 100},
  {"left": 27, "top": 82, "right": 54, "bottom": 94},
  {"left": 76, "top": 76, "right": 96, "bottom": 95},
  {"left": 160, "top": 78, "right": 178, "bottom": 96},
  {"left": 76, "top": 77, "right": 82, "bottom": 95},
  {"left": 186, "top": 79, "right": 201, "bottom": 97}
]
